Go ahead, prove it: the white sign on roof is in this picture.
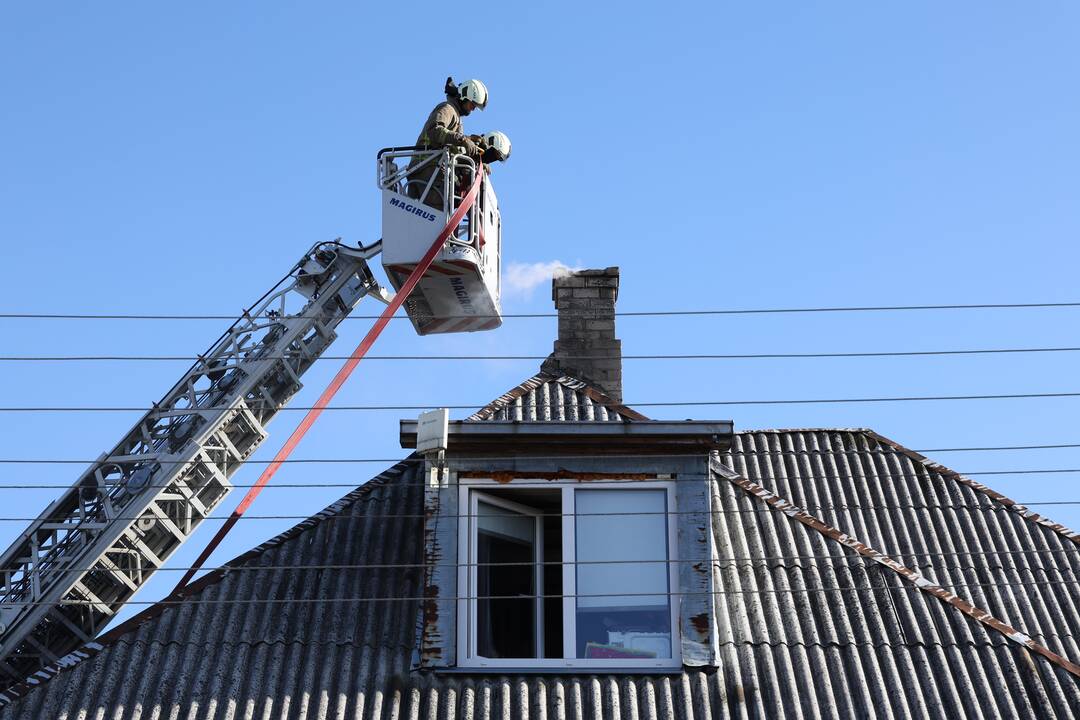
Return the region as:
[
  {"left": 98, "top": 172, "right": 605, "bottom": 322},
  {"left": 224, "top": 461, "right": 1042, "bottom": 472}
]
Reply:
[{"left": 416, "top": 408, "right": 449, "bottom": 453}]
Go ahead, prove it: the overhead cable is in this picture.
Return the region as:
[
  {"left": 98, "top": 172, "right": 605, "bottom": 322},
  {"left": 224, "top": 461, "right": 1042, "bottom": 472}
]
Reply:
[
  {"left": 17, "top": 546, "right": 1080, "bottom": 576},
  {"left": 0, "top": 443, "right": 1076, "bottom": 470},
  {"left": 2, "top": 390, "right": 1079, "bottom": 412},
  {"left": 3, "top": 346, "right": 1080, "bottom": 362},
  {"left": 0, "top": 467, "right": 1079, "bottom": 484},
  {"left": 3, "top": 300, "right": 1080, "bottom": 321},
  {"left": 14, "top": 579, "right": 1080, "bottom": 607},
  {"left": 0, "top": 465, "right": 1078, "bottom": 482},
  {"left": 2, "top": 493, "right": 1080, "bottom": 522}
]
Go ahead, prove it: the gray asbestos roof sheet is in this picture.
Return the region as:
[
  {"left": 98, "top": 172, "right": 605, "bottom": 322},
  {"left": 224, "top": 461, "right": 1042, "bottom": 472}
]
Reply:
[
  {"left": 467, "top": 373, "right": 646, "bottom": 422},
  {"left": 2, "top": 377, "right": 1079, "bottom": 718}
]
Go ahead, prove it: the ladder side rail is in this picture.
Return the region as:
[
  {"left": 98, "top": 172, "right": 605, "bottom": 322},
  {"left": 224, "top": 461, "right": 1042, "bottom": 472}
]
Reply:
[
  {"left": 0, "top": 252, "right": 331, "bottom": 604},
  {"left": 0, "top": 253, "right": 315, "bottom": 580},
  {"left": 0, "top": 269, "right": 306, "bottom": 584},
  {"left": 95, "top": 257, "right": 308, "bottom": 455},
  {"left": 0, "top": 248, "right": 370, "bottom": 674},
  {"left": 0, "top": 243, "right": 380, "bottom": 684}
]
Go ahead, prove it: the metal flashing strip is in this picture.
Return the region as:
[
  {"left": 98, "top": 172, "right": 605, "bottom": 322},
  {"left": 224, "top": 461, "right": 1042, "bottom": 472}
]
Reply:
[
  {"left": 864, "top": 430, "right": 1080, "bottom": 545},
  {"left": 710, "top": 458, "right": 1080, "bottom": 681}
]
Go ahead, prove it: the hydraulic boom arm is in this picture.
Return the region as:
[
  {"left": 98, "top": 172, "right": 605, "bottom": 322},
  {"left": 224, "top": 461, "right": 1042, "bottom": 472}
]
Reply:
[{"left": 0, "top": 240, "right": 384, "bottom": 689}]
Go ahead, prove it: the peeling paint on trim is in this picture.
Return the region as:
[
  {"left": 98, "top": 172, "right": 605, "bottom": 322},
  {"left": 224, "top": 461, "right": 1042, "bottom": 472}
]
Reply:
[{"left": 457, "top": 470, "right": 656, "bottom": 482}]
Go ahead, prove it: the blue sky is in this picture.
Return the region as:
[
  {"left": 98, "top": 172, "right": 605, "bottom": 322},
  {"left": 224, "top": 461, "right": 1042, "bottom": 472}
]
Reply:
[{"left": 2, "top": 3, "right": 1078, "bottom": 627}]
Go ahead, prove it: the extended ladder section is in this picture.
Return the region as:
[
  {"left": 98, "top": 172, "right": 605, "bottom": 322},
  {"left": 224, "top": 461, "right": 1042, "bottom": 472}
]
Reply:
[
  {"left": 0, "top": 240, "right": 385, "bottom": 689},
  {"left": 0, "top": 145, "right": 503, "bottom": 693}
]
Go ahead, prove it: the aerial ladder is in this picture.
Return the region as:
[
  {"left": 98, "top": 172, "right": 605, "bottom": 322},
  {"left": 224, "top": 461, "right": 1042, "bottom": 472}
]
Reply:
[{"left": 0, "top": 147, "right": 502, "bottom": 690}]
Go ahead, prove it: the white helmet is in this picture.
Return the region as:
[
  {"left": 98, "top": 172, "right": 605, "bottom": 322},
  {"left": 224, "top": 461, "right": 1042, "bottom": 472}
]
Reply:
[
  {"left": 457, "top": 79, "right": 489, "bottom": 109},
  {"left": 483, "top": 131, "right": 512, "bottom": 161}
]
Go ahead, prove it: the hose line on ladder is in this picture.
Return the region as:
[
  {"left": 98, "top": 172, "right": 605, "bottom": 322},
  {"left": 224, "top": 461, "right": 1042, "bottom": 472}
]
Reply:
[{"left": 171, "top": 165, "right": 485, "bottom": 593}]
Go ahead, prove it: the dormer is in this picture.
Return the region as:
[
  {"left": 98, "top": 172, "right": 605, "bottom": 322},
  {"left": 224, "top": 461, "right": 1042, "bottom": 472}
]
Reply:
[{"left": 403, "top": 415, "right": 733, "bottom": 671}]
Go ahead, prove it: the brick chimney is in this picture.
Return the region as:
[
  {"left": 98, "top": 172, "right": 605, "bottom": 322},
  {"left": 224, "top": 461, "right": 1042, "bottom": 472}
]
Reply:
[{"left": 541, "top": 267, "right": 623, "bottom": 402}]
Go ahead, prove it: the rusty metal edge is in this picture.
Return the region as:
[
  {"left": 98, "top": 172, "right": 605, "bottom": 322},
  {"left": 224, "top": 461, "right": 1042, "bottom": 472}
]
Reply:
[
  {"left": 458, "top": 470, "right": 656, "bottom": 482},
  {"left": 709, "top": 456, "right": 1080, "bottom": 681},
  {"left": 862, "top": 429, "right": 1080, "bottom": 546}
]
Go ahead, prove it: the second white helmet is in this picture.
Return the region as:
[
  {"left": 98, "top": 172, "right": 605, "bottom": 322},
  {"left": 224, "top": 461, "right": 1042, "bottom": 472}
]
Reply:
[
  {"left": 483, "top": 131, "right": 512, "bottom": 161},
  {"left": 458, "top": 79, "right": 489, "bottom": 109}
]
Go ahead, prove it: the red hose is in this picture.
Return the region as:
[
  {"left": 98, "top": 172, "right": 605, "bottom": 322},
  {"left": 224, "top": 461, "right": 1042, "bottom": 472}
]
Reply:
[{"left": 171, "top": 166, "right": 484, "bottom": 593}]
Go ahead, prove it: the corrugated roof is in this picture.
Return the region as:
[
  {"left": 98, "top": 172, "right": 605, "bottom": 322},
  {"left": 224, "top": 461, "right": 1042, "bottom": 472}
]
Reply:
[
  {"left": 467, "top": 372, "right": 647, "bottom": 422},
  {"left": 3, "top": 386, "right": 1080, "bottom": 718},
  {"left": 715, "top": 430, "right": 1080, "bottom": 717}
]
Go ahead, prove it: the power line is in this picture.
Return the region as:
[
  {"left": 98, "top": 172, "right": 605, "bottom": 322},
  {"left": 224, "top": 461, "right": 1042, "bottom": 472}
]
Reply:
[
  {"left": 1, "top": 466, "right": 1079, "bottom": 485},
  {"left": 0, "top": 443, "right": 1075, "bottom": 471},
  {"left": 3, "top": 346, "right": 1080, "bottom": 362},
  {"left": 2, "top": 492, "right": 1080, "bottom": 522},
  {"left": 3, "top": 300, "right": 1080, "bottom": 321},
  {"left": 2, "top": 390, "right": 1080, "bottom": 413},
  {"left": 918, "top": 443, "right": 1080, "bottom": 453},
  {"left": 10, "top": 579, "right": 1080, "bottom": 607},
  {"left": 0, "top": 463, "right": 1078, "bottom": 483},
  {"left": 10, "top": 546, "right": 1080, "bottom": 577}
]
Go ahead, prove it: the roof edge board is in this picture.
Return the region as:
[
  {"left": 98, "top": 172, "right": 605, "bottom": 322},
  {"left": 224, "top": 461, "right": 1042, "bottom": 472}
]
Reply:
[{"left": 400, "top": 419, "right": 734, "bottom": 452}]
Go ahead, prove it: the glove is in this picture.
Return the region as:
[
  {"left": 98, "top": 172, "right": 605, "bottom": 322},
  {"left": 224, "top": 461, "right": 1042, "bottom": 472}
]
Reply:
[{"left": 462, "top": 137, "right": 482, "bottom": 158}]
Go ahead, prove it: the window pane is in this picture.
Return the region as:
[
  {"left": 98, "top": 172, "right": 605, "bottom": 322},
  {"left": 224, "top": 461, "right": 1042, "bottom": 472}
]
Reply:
[
  {"left": 575, "top": 489, "right": 671, "bottom": 659},
  {"left": 476, "top": 501, "right": 536, "bottom": 658}
]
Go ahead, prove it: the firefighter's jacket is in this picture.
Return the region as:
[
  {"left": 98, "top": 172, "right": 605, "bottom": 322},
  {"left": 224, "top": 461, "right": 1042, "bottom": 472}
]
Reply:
[{"left": 415, "top": 98, "right": 467, "bottom": 150}]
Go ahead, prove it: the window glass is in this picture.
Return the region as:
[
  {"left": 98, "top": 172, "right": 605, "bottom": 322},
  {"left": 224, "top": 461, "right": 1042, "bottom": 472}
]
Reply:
[
  {"left": 462, "top": 485, "right": 677, "bottom": 666},
  {"left": 574, "top": 489, "right": 671, "bottom": 659},
  {"left": 475, "top": 500, "right": 537, "bottom": 658}
]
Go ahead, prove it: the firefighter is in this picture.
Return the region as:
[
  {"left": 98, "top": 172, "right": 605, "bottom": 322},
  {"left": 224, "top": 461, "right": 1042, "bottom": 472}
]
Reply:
[{"left": 408, "top": 77, "right": 488, "bottom": 209}]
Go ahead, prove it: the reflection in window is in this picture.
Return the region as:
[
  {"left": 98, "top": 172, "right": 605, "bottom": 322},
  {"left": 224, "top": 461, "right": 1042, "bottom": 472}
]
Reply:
[
  {"left": 475, "top": 500, "right": 538, "bottom": 658},
  {"left": 461, "top": 483, "right": 677, "bottom": 666},
  {"left": 575, "top": 490, "right": 671, "bottom": 659}
]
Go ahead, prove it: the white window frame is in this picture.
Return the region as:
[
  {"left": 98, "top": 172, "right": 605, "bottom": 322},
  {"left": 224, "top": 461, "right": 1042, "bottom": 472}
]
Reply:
[
  {"left": 456, "top": 479, "right": 680, "bottom": 669},
  {"left": 465, "top": 491, "right": 545, "bottom": 661}
]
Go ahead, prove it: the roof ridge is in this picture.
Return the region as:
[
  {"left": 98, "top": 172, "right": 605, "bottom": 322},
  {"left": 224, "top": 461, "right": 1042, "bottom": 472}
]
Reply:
[{"left": 466, "top": 371, "right": 649, "bottom": 422}]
